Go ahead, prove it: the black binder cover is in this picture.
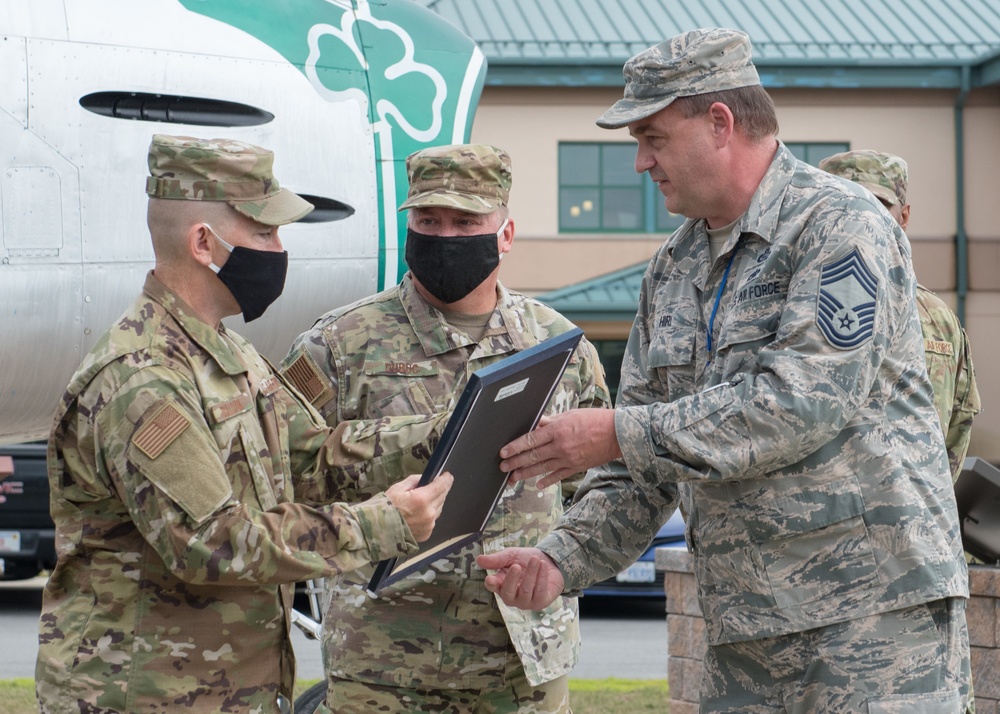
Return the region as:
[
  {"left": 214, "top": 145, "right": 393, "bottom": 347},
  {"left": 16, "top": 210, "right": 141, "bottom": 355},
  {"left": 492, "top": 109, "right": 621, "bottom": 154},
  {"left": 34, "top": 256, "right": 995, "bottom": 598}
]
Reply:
[{"left": 368, "top": 328, "right": 584, "bottom": 594}]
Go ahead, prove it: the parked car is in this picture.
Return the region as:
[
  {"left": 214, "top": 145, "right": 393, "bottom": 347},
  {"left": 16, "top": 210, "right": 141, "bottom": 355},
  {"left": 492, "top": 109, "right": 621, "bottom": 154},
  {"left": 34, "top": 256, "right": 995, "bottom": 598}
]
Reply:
[
  {"left": 0, "top": 442, "right": 54, "bottom": 580},
  {"left": 583, "top": 507, "right": 686, "bottom": 598}
]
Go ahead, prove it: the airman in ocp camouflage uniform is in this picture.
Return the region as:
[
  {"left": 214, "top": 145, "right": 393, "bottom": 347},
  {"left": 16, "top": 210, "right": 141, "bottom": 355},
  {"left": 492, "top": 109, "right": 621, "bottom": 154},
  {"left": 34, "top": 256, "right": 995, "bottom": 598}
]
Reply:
[
  {"left": 479, "top": 28, "right": 972, "bottom": 713},
  {"left": 282, "top": 144, "right": 610, "bottom": 713},
  {"left": 820, "top": 149, "right": 982, "bottom": 481},
  {"left": 36, "top": 135, "right": 453, "bottom": 714}
]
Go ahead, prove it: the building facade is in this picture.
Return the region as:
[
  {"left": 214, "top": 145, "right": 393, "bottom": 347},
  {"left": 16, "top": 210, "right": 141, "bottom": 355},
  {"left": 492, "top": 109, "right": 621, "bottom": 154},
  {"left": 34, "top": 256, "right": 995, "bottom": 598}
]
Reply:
[{"left": 423, "top": 0, "right": 1000, "bottom": 461}]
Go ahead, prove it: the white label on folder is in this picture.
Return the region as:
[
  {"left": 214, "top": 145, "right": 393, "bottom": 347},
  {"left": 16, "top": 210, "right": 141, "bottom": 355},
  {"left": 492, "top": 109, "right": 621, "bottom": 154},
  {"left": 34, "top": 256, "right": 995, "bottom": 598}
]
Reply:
[{"left": 496, "top": 377, "right": 529, "bottom": 401}]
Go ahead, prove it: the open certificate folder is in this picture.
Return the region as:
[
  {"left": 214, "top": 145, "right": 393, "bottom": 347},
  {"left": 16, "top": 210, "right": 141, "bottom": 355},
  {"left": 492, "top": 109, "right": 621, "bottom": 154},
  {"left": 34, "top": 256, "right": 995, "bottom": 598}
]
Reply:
[{"left": 368, "top": 327, "right": 584, "bottom": 594}]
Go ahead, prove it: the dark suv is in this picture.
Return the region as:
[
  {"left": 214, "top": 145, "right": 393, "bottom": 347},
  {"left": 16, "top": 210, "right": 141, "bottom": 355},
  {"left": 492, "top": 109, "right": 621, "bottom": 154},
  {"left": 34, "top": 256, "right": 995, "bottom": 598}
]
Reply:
[{"left": 0, "top": 443, "right": 55, "bottom": 580}]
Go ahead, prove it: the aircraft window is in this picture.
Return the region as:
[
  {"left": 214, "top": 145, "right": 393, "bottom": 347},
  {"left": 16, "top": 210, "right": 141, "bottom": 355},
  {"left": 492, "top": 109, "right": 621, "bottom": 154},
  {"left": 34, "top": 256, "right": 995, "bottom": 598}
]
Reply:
[
  {"left": 79, "top": 92, "right": 273, "bottom": 127},
  {"left": 296, "top": 195, "right": 356, "bottom": 223}
]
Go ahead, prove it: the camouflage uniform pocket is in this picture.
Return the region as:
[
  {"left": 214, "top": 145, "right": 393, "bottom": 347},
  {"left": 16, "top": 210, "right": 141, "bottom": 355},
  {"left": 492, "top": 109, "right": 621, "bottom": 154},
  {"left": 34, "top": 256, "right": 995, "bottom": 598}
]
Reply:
[
  {"left": 236, "top": 424, "right": 279, "bottom": 510},
  {"left": 866, "top": 688, "right": 961, "bottom": 713},
  {"left": 647, "top": 317, "right": 696, "bottom": 402},
  {"left": 366, "top": 380, "right": 437, "bottom": 418},
  {"left": 758, "top": 514, "right": 879, "bottom": 609},
  {"left": 741, "top": 477, "right": 879, "bottom": 609},
  {"left": 361, "top": 361, "right": 440, "bottom": 418},
  {"left": 716, "top": 310, "right": 779, "bottom": 376}
]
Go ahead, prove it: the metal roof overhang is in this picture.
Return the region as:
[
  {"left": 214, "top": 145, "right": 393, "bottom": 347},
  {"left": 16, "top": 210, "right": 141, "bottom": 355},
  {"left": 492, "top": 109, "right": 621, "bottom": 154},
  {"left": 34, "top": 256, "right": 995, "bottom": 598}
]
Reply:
[
  {"left": 537, "top": 263, "right": 647, "bottom": 323},
  {"left": 483, "top": 61, "right": 994, "bottom": 90},
  {"left": 976, "top": 46, "right": 1000, "bottom": 86}
]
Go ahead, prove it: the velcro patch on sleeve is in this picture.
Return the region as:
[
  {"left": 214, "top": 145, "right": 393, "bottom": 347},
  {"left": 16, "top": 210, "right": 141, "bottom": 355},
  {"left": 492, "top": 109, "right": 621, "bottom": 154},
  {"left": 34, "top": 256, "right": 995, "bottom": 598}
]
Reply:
[
  {"left": 133, "top": 402, "right": 190, "bottom": 460},
  {"left": 283, "top": 351, "right": 333, "bottom": 408},
  {"left": 131, "top": 405, "right": 234, "bottom": 525},
  {"left": 817, "top": 248, "right": 879, "bottom": 349}
]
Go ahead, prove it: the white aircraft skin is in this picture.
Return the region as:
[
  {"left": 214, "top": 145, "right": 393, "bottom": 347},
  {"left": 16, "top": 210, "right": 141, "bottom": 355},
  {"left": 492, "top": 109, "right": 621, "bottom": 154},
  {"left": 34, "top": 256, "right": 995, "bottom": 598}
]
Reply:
[{"left": 0, "top": 0, "right": 485, "bottom": 444}]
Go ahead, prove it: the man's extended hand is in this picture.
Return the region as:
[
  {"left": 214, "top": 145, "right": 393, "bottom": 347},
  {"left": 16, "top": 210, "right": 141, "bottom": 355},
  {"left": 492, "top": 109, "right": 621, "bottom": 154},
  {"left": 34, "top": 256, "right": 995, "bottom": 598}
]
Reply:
[
  {"left": 500, "top": 408, "right": 622, "bottom": 487},
  {"left": 385, "top": 472, "right": 453, "bottom": 542},
  {"left": 477, "top": 547, "right": 565, "bottom": 610}
]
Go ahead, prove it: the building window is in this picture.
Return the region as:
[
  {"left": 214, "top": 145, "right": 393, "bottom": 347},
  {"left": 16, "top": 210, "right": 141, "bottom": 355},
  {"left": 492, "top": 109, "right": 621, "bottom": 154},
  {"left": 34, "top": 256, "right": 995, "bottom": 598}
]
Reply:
[
  {"left": 784, "top": 142, "right": 849, "bottom": 166},
  {"left": 559, "top": 142, "right": 684, "bottom": 234},
  {"left": 559, "top": 141, "right": 849, "bottom": 234}
]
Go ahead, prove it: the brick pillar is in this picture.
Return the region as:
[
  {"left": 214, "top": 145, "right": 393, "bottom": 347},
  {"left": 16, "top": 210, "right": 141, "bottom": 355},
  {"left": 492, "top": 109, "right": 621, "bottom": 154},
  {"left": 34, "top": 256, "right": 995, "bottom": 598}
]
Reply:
[
  {"left": 656, "top": 548, "right": 704, "bottom": 714},
  {"left": 657, "top": 553, "right": 999, "bottom": 712},
  {"left": 969, "top": 565, "right": 1000, "bottom": 714}
]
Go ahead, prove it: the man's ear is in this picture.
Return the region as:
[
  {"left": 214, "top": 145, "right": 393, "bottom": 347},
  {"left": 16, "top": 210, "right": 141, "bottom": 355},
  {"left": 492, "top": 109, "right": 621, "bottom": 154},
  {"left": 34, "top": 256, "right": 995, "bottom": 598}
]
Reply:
[
  {"left": 708, "top": 102, "right": 735, "bottom": 147},
  {"left": 899, "top": 203, "right": 911, "bottom": 232},
  {"left": 189, "top": 223, "right": 215, "bottom": 268},
  {"left": 499, "top": 217, "right": 515, "bottom": 256}
]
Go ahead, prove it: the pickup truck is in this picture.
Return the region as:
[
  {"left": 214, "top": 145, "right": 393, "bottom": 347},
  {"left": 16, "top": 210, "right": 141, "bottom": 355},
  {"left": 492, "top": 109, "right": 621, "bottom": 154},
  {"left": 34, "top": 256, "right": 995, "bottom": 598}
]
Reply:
[{"left": 0, "top": 443, "right": 55, "bottom": 580}]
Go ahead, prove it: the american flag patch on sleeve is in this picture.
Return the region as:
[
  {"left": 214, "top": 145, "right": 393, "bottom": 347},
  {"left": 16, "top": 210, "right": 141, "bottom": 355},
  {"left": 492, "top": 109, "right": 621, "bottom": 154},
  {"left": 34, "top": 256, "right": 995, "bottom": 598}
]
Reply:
[
  {"left": 133, "top": 403, "right": 190, "bottom": 460},
  {"left": 284, "top": 352, "right": 332, "bottom": 407}
]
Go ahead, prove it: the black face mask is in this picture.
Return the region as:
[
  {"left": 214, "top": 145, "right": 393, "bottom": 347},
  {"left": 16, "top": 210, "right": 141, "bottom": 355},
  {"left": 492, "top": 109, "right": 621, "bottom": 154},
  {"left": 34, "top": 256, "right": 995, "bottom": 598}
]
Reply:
[
  {"left": 405, "top": 220, "right": 506, "bottom": 304},
  {"left": 207, "top": 224, "right": 288, "bottom": 323}
]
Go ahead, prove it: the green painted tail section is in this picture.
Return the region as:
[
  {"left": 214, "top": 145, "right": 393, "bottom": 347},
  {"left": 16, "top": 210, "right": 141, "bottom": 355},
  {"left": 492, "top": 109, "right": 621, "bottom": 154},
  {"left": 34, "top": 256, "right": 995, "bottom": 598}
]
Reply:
[{"left": 178, "top": 0, "right": 485, "bottom": 288}]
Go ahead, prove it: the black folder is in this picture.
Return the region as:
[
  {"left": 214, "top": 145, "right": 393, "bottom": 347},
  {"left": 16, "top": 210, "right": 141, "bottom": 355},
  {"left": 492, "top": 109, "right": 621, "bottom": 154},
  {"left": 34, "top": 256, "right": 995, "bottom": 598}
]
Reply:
[{"left": 368, "top": 328, "right": 584, "bottom": 594}]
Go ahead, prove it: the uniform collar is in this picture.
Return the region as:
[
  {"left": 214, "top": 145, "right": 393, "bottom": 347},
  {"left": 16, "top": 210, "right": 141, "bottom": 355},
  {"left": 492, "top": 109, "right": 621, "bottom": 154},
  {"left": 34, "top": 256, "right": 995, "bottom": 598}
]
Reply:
[
  {"left": 664, "top": 142, "right": 794, "bottom": 289},
  {"left": 738, "top": 140, "right": 795, "bottom": 245},
  {"left": 142, "top": 271, "right": 247, "bottom": 376},
  {"left": 398, "top": 273, "right": 529, "bottom": 358}
]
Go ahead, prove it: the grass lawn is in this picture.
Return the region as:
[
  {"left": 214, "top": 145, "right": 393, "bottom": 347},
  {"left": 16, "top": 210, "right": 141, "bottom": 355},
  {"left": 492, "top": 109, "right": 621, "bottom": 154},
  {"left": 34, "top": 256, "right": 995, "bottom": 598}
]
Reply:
[
  {"left": 0, "top": 680, "right": 35, "bottom": 713},
  {"left": 570, "top": 678, "right": 670, "bottom": 712},
  {"left": 2, "top": 677, "right": 669, "bottom": 713}
]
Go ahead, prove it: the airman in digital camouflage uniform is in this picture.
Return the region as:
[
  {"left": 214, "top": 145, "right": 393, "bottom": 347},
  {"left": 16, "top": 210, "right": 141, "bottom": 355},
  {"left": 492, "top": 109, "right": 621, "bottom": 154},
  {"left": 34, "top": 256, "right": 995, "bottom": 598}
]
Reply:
[
  {"left": 35, "top": 134, "right": 453, "bottom": 714},
  {"left": 478, "top": 29, "right": 972, "bottom": 713},
  {"left": 820, "top": 149, "right": 982, "bottom": 481},
  {"left": 281, "top": 144, "right": 610, "bottom": 713}
]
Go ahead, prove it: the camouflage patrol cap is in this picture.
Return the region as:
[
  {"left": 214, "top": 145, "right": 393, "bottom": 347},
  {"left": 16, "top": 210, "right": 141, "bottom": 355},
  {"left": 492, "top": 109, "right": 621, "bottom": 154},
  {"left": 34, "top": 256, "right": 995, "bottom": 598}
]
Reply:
[
  {"left": 145, "top": 134, "right": 314, "bottom": 225},
  {"left": 818, "top": 150, "right": 908, "bottom": 206},
  {"left": 398, "top": 144, "right": 512, "bottom": 215},
  {"left": 597, "top": 28, "right": 761, "bottom": 129}
]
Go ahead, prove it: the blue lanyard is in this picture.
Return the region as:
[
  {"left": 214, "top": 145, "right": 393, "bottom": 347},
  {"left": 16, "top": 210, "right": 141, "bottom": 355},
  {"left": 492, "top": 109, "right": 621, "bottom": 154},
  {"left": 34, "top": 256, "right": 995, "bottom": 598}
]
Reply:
[{"left": 706, "top": 248, "right": 738, "bottom": 360}]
